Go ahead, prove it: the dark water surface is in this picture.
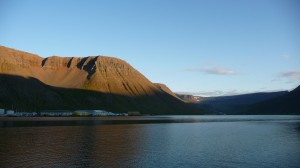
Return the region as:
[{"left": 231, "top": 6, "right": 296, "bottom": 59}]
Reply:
[{"left": 0, "top": 115, "right": 300, "bottom": 168}]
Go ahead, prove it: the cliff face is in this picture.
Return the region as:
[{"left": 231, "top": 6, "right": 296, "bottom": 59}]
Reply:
[
  {"left": 0, "top": 46, "right": 162, "bottom": 96},
  {"left": 0, "top": 46, "right": 43, "bottom": 76},
  {"left": 0, "top": 46, "right": 196, "bottom": 114}
]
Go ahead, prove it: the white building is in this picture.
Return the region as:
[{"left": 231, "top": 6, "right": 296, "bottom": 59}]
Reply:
[
  {"left": 73, "top": 110, "right": 115, "bottom": 116},
  {"left": 93, "top": 110, "right": 115, "bottom": 116},
  {"left": 0, "top": 109, "right": 5, "bottom": 116},
  {"left": 40, "top": 110, "right": 72, "bottom": 116},
  {"left": 6, "top": 110, "right": 15, "bottom": 115},
  {"left": 15, "top": 112, "right": 38, "bottom": 117}
]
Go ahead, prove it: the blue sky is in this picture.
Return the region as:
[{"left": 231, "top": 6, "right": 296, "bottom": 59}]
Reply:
[{"left": 1, "top": 0, "right": 300, "bottom": 96}]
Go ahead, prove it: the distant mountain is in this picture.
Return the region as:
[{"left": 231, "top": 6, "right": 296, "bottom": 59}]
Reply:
[
  {"left": 244, "top": 86, "right": 300, "bottom": 114},
  {"left": 174, "top": 94, "right": 216, "bottom": 114},
  {"left": 176, "top": 94, "right": 202, "bottom": 103},
  {"left": 0, "top": 46, "right": 200, "bottom": 114},
  {"left": 177, "top": 91, "right": 289, "bottom": 114}
]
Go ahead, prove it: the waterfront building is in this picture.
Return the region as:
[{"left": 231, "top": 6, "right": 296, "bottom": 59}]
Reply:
[
  {"left": 0, "top": 109, "right": 5, "bottom": 116},
  {"left": 73, "top": 110, "right": 116, "bottom": 116},
  {"left": 127, "top": 111, "right": 141, "bottom": 116},
  {"left": 6, "top": 110, "right": 15, "bottom": 115},
  {"left": 40, "top": 110, "right": 72, "bottom": 116}
]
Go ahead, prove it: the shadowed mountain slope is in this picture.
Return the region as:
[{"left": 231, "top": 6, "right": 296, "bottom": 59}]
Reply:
[
  {"left": 0, "top": 46, "right": 199, "bottom": 114},
  {"left": 243, "top": 85, "right": 300, "bottom": 114},
  {"left": 198, "top": 91, "right": 288, "bottom": 114},
  {"left": 154, "top": 83, "right": 182, "bottom": 101},
  {"left": 176, "top": 91, "right": 292, "bottom": 114}
]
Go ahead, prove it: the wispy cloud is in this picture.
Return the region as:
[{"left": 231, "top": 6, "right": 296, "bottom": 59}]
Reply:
[
  {"left": 273, "top": 70, "right": 300, "bottom": 83},
  {"left": 185, "top": 67, "right": 237, "bottom": 75},
  {"left": 176, "top": 91, "right": 225, "bottom": 97},
  {"left": 282, "top": 54, "right": 290, "bottom": 59},
  {"left": 176, "top": 88, "right": 286, "bottom": 97},
  {"left": 281, "top": 71, "right": 300, "bottom": 79},
  {"left": 176, "top": 90, "right": 247, "bottom": 97}
]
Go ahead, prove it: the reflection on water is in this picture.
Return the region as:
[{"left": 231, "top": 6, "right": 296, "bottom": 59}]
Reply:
[{"left": 0, "top": 115, "right": 300, "bottom": 168}]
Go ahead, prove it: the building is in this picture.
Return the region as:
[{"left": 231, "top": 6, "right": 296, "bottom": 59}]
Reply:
[
  {"left": 15, "top": 112, "right": 38, "bottom": 117},
  {"left": 72, "top": 110, "right": 91, "bottom": 116},
  {"left": 6, "top": 110, "right": 15, "bottom": 116},
  {"left": 127, "top": 111, "right": 141, "bottom": 116},
  {"left": 0, "top": 109, "right": 5, "bottom": 116},
  {"left": 40, "top": 110, "right": 72, "bottom": 116},
  {"left": 93, "top": 110, "right": 115, "bottom": 116},
  {"left": 73, "top": 110, "right": 116, "bottom": 116}
]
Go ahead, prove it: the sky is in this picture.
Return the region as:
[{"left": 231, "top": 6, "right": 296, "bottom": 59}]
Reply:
[{"left": 0, "top": 0, "right": 300, "bottom": 96}]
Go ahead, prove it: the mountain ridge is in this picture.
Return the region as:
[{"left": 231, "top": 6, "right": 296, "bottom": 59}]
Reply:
[
  {"left": 0, "top": 46, "right": 161, "bottom": 95},
  {"left": 176, "top": 91, "right": 294, "bottom": 114},
  {"left": 244, "top": 85, "right": 300, "bottom": 114},
  {"left": 0, "top": 46, "right": 199, "bottom": 114}
]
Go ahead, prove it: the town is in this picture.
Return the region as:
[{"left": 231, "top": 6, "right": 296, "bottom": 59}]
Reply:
[{"left": 0, "top": 108, "right": 141, "bottom": 117}]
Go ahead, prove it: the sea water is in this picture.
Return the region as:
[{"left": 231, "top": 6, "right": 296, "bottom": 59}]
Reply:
[{"left": 0, "top": 115, "right": 299, "bottom": 168}]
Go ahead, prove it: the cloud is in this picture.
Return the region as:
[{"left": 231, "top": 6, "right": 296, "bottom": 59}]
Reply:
[
  {"left": 176, "top": 90, "right": 245, "bottom": 97},
  {"left": 273, "top": 70, "right": 300, "bottom": 83},
  {"left": 176, "top": 91, "right": 224, "bottom": 97},
  {"left": 185, "top": 67, "right": 237, "bottom": 75},
  {"left": 282, "top": 54, "right": 290, "bottom": 59},
  {"left": 280, "top": 71, "right": 300, "bottom": 79},
  {"left": 176, "top": 88, "right": 287, "bottom": 97}
]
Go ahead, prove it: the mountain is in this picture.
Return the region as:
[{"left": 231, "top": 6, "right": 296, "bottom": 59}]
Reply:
[
  {"left": 155, "top": 83, "right": 182, "bottom": 101},
  {"left": 177, "top": 91, "right": 289, "bottom": 114},
  {"left": 173, "top": 94, "right": 216, "bottom": 114},
  {"left": 176, "top": 94, "right": 202, "bottom": 103},
  {"left": 0, "top": 46, "right": 199, "bottom": 114},
  {"left": 199, "top": 91, "right": 288, "bottom": 114},
  {"left": 244, "top": 86, "right": 300, "bottom": 114}
]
